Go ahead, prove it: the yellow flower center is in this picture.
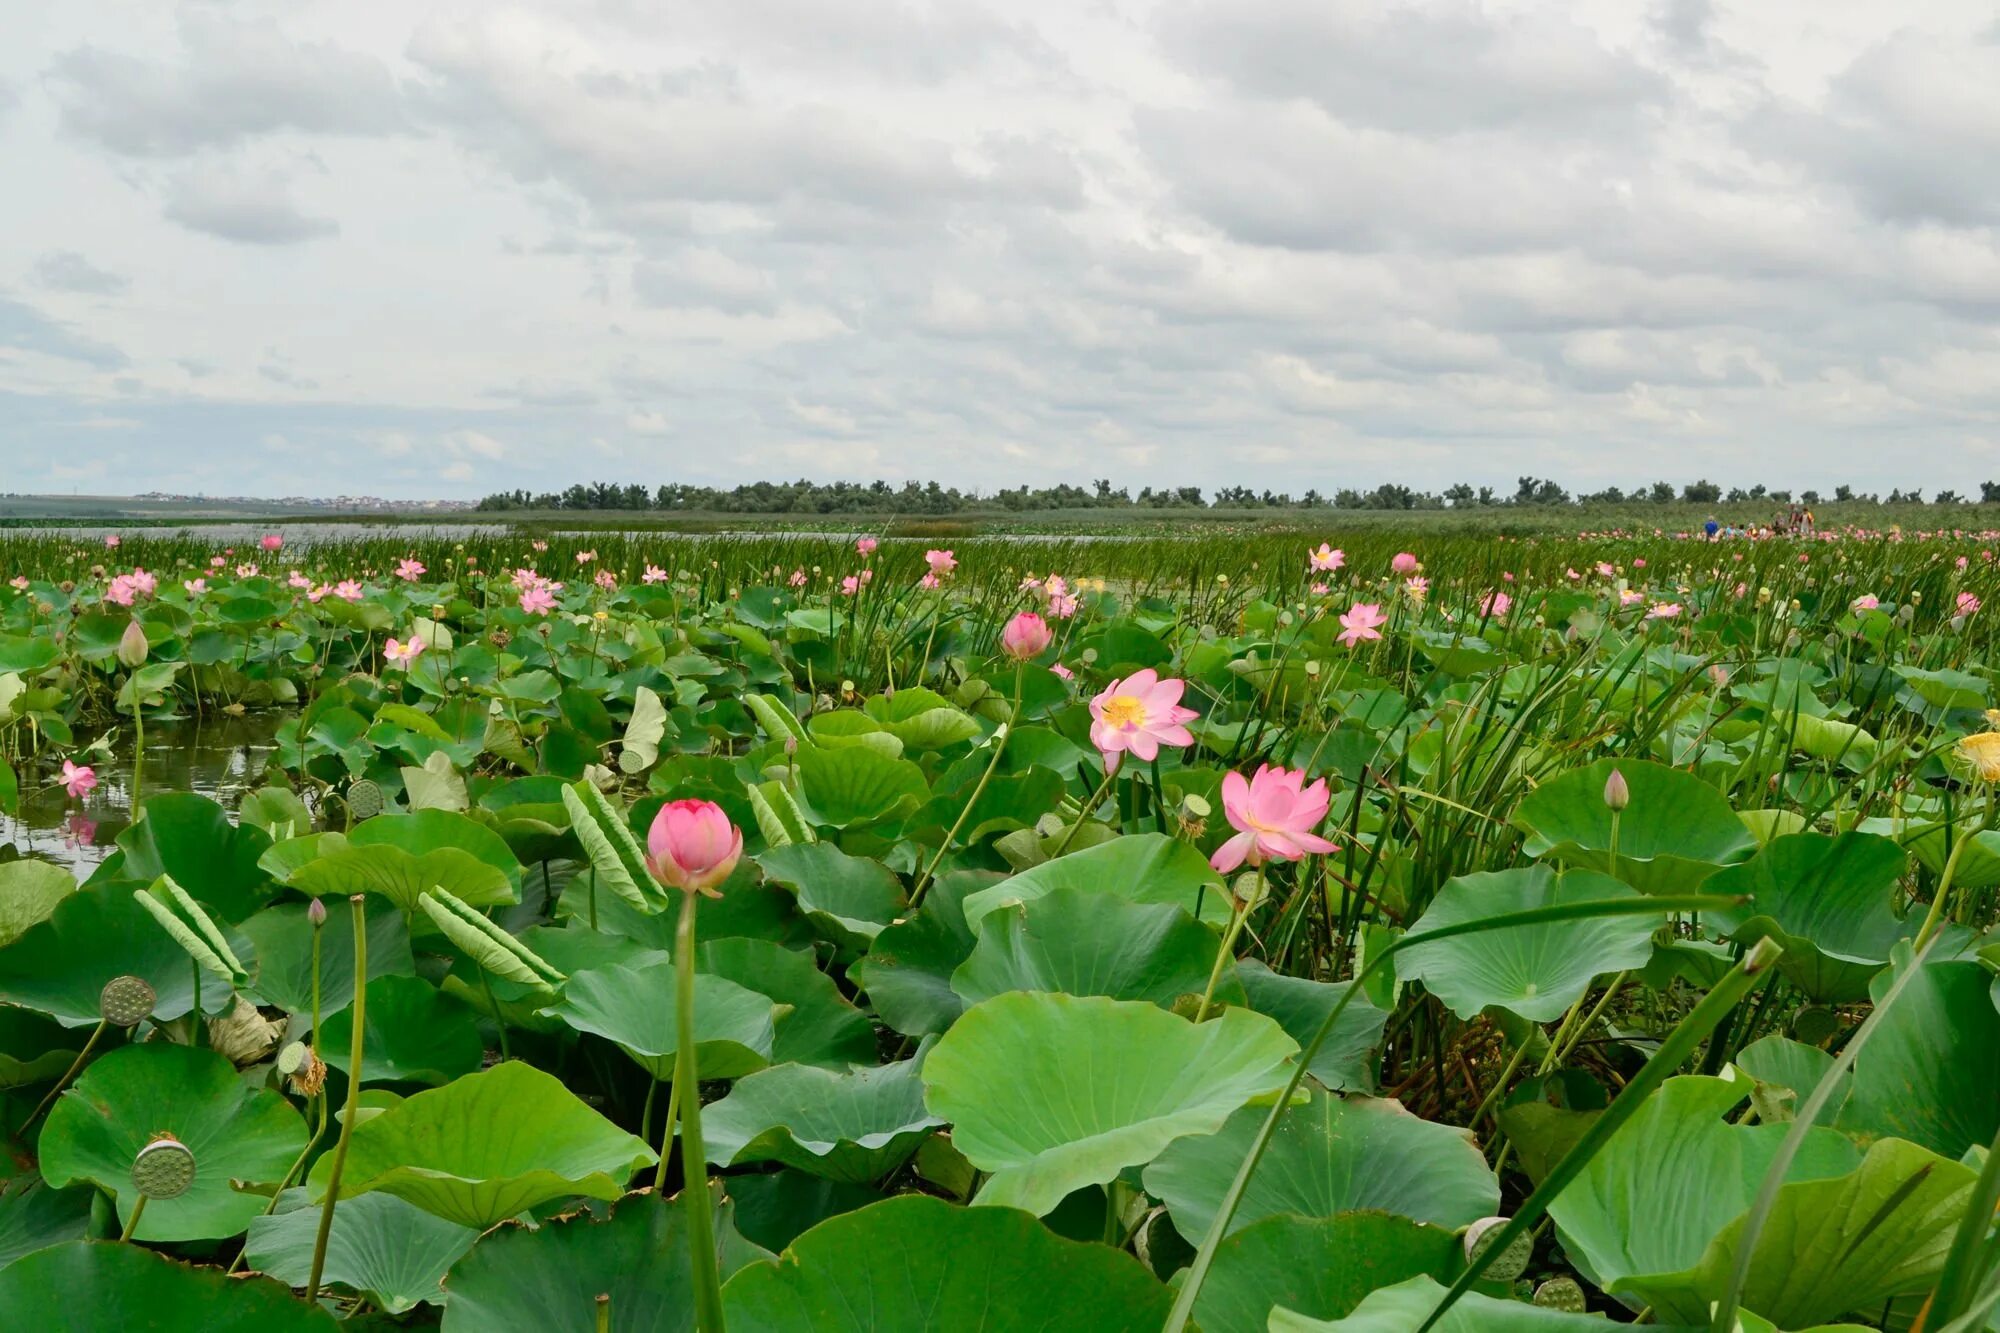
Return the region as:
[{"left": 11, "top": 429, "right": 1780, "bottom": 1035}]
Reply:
[
  {"left": 1958, "top": 732, "right": 2000, "bottom": 783},
  {"left": 1100, "top": 695, "right": 1148, "bottom": 730}
]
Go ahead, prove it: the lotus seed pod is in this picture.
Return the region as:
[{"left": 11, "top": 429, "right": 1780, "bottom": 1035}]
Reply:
[
  {"left": 1791, "top": 1005, "right": 1840, "bottom": 1046},
  {"left": 132, "top": 1135, "right": 196, "bottom": 1200},
  {"left": 1463, "top": 1216, "right": 1533, "bottom": 1281},
  {"left": 346, "top": 778, "right": 384, "bottom": 821},
  {"left": 1533, "top": 1278, "right": 1586, "bottom": 1312},
  {"left": 99, "top": 975, "right": 156, "bottom": 1027},
  {"left": 1602, "top": 768, "right": 1630, "bottom": 812}
]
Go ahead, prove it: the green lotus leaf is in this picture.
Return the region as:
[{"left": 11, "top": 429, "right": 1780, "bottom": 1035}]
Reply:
[
  {"left": 1193, "top": 1212, "right": 1459, "bottom": 1333},
  {"left": 245, "top": 1188, "right": 477, "bottom": 1314},
  {"left": 318, "top": 974, "right": 484, "bottom": 1086},
  {"left": 116, "top": 792, "right": 275, "bottom": 920},
  {"left": 960, "top": 832, "right": 1231, "bottom": 935},
  {"left": 697, "top": 936, "right": 876, "bottom": 1068},
  {"left": 1275, "top": 1275, "right": 1707, "bottom": 1330},
  {"left": 0, "top": 1241, "right": 339, "bottom": 1331},
  {"left": 547, "top": 959, "right": 776, "bottom": 1080},
  {"left": 238, "top": 896, "right": 416, "bottom": 1018},
  {"left": 306, "top": 1060, "right": 656, "bottom": 1229},
  {"left": 1145, "top": 1089, "right": 1499, "bottom": 1243},
  {"left": 1734, "top": 1036, "right": 1849, "bottom": 1128},
  {"left": 39, "top": 1044, "right": 307, "bottom": 1241},
  {"left": 951, "top": 887, "right": 1236, "bottom": 1010},
  {"left": 706, "top": 1056, "right": 943, "bottom": 1183},
  {"left": 756, "top": 842, "right": 906, "bottom": 951},
  {"left": 922, "top": 992, "right": 1296, "bottom": 1215},
  {"left": 0, "top": 882, "right": 237, "bottom": 1026},
  {"left": 0, "top": 1176, "right": 92, "bottom": 1273},
  {"left": 350, "top": 809, "right": 523, "bottom": 890},
  {"left": 728, "top": 1170, "right": 886, "bottom": 1253},
  {"left": 288, "top": 844, "right": 515, "bottom": 915},
  {"left": 720, "top": 1194, "right": 1175, "bottom": 1331},
  {"left": 0, "top": 860, "right": 75, "bottom": 949},
  {"left": 1836, "top": 954, "right": 2000, "bottom": 1158},
  {"left": 1700, "top": 832, "right": 1912, "bottom": 1001},
  {"left": 1235, "top": 960, "right": 1387, "bottom": 1093},
  {"left": 1512, "top": 758, "right": 1757, "bottom": 891},
  {"left": 863, "top": 687, "right": 985, "bottom": 750},
  {"left": 792, "top": 744, "right": 930, "bottom": 829},
  {"left": 1398, "top": 866, "right": 1660, "bottom": 1021},
  {"left": 849, "top": 870, "right": 988, "bottom": 1038},
  {"left": 442, "top": 1190, "right": 768, "bottom": 1333}
]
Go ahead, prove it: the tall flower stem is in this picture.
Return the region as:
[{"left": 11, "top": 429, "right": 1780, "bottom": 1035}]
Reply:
[
  {"left": 674, "top": 889, "right": 727, "bottom": 1333},
  {"left": 1193, "top": 864, "right": 1263, "bottom": 1023},
  {"left": 1050, "top": 761, "right": 1120, "bottom": 859},
  {"left": 307, "top": 895, "right": 368, "bottom": 1299},
  {"left": 1915, "top": 785, "right": 1992, "bottom": 950},
  {"left": 909, "top": 668, "right": 1021, "bottom": 909}
]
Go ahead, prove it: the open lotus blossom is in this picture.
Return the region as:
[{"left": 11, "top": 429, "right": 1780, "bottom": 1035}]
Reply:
[
  {"left": 60, "top": 760, "right": 97, "bottom": 799},
  {"left": 333, "top": 580, "right": 363, "bottom": 602},
  {"left": 1959, "top": 592, "right": 1982, "bottom": 617},
  {"left": 1210, "top": 764, "right": 1339, "bottom": 873},
  {"left": 289, "top": 572, "right": 314, "bottom": 590},
  {"left": 1596, "top": 562, "right": 1616, "bottom": 578},
  {"left": 576, "top": 550, "right": 596, "bottom": 565},
  {"left": 646, "top": 799, "right": 743, "bottom": 897},
  {"left": 384, "top": 637, "right": 425, "bottom": 667},
  {"left": 1403, "top": 577, "right": 1428, "bottom": 601},
  {"left": 104, "top": 577, "right": 136, "bottom": 607},
  {"left": 1619, "top": 588, "right": 1644, "bottom": 606},
  {"left": 1480, "top": 591, "right": 1512, "bottom": 618},
  {"left": 261, "top": 534, "right": 284, "bottom": 552},
  {"left": 594, "top": 570, "right": 617, "bottom": 590},
  {"left": 788, "top": 568, "right": 808, "bottom": 588},
  {"left": 1391, "top": 552, "right": 1420, "bottom": 575},
  {"left": 1047, "top": 592, "right": 1078, "bottom": 618},
  {"left": 307, "top": 584, "right": 332, "bottom": 603},
  {"left": 1647, "top": 602, "right": 1682, "bottom": 619},
  {"left": 8, "top": 576, "right": 28, "bottom": 590},
  {"left": 182, "top": 578, "right": 206, "bottom": 596},
  {"left": 395, "top": 558, "right": 426, "bottom": 581},
  {"left": 1088, "top": 669, "right": 1199, "bottom": 769},
  {"left": 1050, "top": 662, "right": 1074, "bottom": 680},
  {"left": 925, "top": 549, "right": 957, "bottom": 577},
  {"left": 236, "top": 563, "right": 259, "bottom": 578},
  {"left": 1310, "top": 582, "right": 1328, "bottom": 596},
  {"left": 999, "top": 611, "right": 1052, "bottom": 661},
  {"left": 643, "top": 564, "right": 668, "bottom": 584},
  {"left": 104, "top": 535, "right": 120, "bottom": 549},
  {"left": 840, "top": 575, "right": 862, "bottom": 596},
  {"left": 1308, "top": 544, "right": 1344, "bottom": 573},
  {"left": 917, "top": 572, "right": 941, "bottom": 590},
  {"left": 856, "top": 536, "right": 878, "bottom": 556},
  {"left": 1338, "top": 602, "right": 1387, "bottom": 645},
  {"left": 1852, "top": 594, "right": 1880, "bottom": 611},
  {"left": 520, "top": 585, "right": 557, "bottom": 615}
]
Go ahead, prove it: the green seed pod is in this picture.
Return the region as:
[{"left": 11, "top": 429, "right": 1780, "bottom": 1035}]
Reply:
[
  {"left": 1533, "top": 1278, "right": 1586, "bottom": 1312},
  {"left": 1464, "top": 1216, "right": 1533, "bottom": 1282},
  {"left": 99, "top": 975, "right": 156, "bottom": 1027},
  {"left": 132, "top": 1135, "right": 196, "bottom": 1200},
  {"left": 346, "top": 778, "right": 384, "bottom": 821}
]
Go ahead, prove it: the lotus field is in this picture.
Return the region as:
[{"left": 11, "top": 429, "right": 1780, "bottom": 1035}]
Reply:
[{"left": 4, "top": 522, "right": 2000, "bottom": 1331}]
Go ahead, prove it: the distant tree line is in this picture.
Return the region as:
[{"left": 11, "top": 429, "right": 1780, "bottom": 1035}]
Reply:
[{"left": 475, "top": 477, "right": 2000, "bottom": 514}]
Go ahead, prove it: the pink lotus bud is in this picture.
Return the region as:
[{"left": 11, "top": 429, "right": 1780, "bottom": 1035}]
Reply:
[
  {"left": 646, "top": 799, "right": 743, "bottom": 897},
  {"left": 261, "top": 534, "right": 284, "bottom": 552},
  {"left": 116, "top": 618, "right": 149, "bottom": 669},
  {"left": 1390, "top": 552, "right": 1419, "bottom": 575},
  {"left": 1603, "top": 768, "right": 1630, "bottom": 812},
  {"left": 999, "top": 611, "right": 1053, "bottom": 661},
  {"left": 307, "top": 898, "right": 327, "bottom": 927}
]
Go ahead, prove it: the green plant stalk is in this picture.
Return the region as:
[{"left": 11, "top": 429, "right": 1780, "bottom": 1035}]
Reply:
[
  {"left": 1929, "top": 1118, "right": 2000, "bottom": 1327},
  {"left": 655, "top": 1075, "right": 682, "bottom": 1195},
  {"left": 1421, "top": 936, "right": 1785, "bottom": 1332},
  {"left": 1711, "top": 937, "right": 1940, "bottom": 1332},
  {"left": 1050, "top": 761, "right": 1121, "bottom": 858},
  {"left": 119, "top": 1192, "right": 148, "bottom": 1243},
  {"left": 19, "top": 1017, "right": 106, "bottom": 1133},
  {"left": 673, "top": 888, "right": 727, "bottom": 1333},
  {"left": 307, "top": 895, "right": 368, "bottom": 1299},
  {"left": 910, "top": 666, "right": 1021, "bottom": 909},
  {"left": 1193, "top": 863, "right": 1263, "bottom": 1023},
  {"left": 1162, "top": 892, "right": 1735, "bottom": 1333},
  {"left": 1915, "top": 785, "right": 1992, "bottom": 950}
]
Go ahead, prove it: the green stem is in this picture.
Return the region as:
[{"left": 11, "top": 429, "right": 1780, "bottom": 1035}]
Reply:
[
  {"left": 19, "top": 1018, "right": 106, "bottom": 1133},
  {"left": 120, "top": 1193, "right": 148, "bottom": 1243},
  {"left": 479, "top": 968, "right": 512, "bottom": 1062},
  {"left": 1050, "top": 761, "right": 1120, "bottom": 858},
  {"left": 910, "top": 678, "right": 1018, "bottom": 910},
  {"left": 1915, "top": 785, "right": 1991, "bottom": 950},
  {"left": 307, "top": 896, "right": 368, "bottom": 1299},
  {"left": 189, "top": 957, "right": 202, "bottom": 1050},
  {"left": 655, "top": 1075, "right": 682, "bottom": 1194},
  {"left": 674, "top": 890, "right": 727, "bottom": 1333},
  {"left": 1193, "top": 864, "right": 1262, "bottom": 1023}
]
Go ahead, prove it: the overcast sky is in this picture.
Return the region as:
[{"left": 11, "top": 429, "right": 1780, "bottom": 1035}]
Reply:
[{"left": 3, "top": 1, "right": 1998, "bottom": 500}]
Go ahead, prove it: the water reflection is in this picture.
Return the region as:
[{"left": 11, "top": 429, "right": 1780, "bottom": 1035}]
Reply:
[{"left": 0, "top": 712, "right": 292, "bottom": 874}]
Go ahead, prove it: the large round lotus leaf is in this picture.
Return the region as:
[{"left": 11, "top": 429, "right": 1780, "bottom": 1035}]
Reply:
[
  {"left": 862, "top": 687, "right": 985, "bottom": 750},
  {"left": 0, "top": 1006, "right": 80, "bottom": 1090},
  {"left": 922, "top": 992, "right": 1296, "bottom": 1215},
  {"left": 115, "top": 792, "right": 275, "bottom": 920},
  {"left": 318, "top": 974, "right": 484, "bottom": 1086},
  {"left": 705, "top": 1056, "right": 943, "bottom": 1183},
  {"left": 698, "top": 936, "right": 876, "bottom": 1068},
  {"left": 350, "top": 809, "right": 522, "bottom": 887},
  {"left": 306, "top": 1060, "right": 655, "bottom": 1229},
  {"left": 245, "top": 1189, "right": 476, "bottom": 1314},
  {"left": 1235, "top": 960, "right": 1386, "bottom": 1093},
  {"left": 1397, "top": 867, "right": 1659, "bottom": 1021},
  {"left": 756, "top": 843, "right": 906, "bottom": 950},
  {"left": 1619, "top": 1136, "right": 1976, "bottom": 1326},
  {"left": 288, "top": 844, "right": 515, "bottom": 914},
  {"left": 1836, "top": 954, "right": 2000, "bottom": 1158},
  {"left": 0, "top": 860, "right": 74, "bottom": 949},
  {"left": 1512, "top": 758, "right": 1756, "bottom": 891},
  {"left": 728, "top": 1170, "right": 885, "bottom": 1253},
  {"left": 1192, "top": 1212, "right": 1459, "bottom": 1333},
  {"left": 442, "top": 1190, "right": 767, "bottom": 1333},
  {"left": 951, "top": 887, "right": 1239, "bottom": 1011},
  {"left": 1852, "top": 816, "right": 2000, "bottom": 893},
  {"left": 1274, "top": 1275, "right": 1631, "bottom": 1330},
  {"left": 1144, "top": 1090, "right": 1498, "bottom": 1243},
  {"left": 0, "top": 1240, "right": 339, "bottom": 1331},
  {"left": 0, "top": 881, "right": 237, "bottom": 1026},
  {"left": 238, "top": 896, "right": 416, "bottom": 1019},
  {"left": 959, "top": 833, "right": 1230, "bottom": 936},
  {"left": 849, "top": 870, "right": 988, "bottom": 1038},
  {"left": 1546, "top": 1075, "right": 1861, "bottom": 1301},
  {"left": 792, "top": 744, "right": 931, "bottom": 829},
  {"left": 1700, "top": 832, "right": 1911, "bottom": 1001},
  {"left": 548, "top": 960, "right": 776, "bottom": 1080},
  {"left": 0, "top": 1176, "right": 92, "bottom": 1272},
  {"left": 720, "top": 1194, "right": 1175, "bottom": 1331},
  {"left": 39, "top": 1043, "right": 308, "bottom": 1241}
]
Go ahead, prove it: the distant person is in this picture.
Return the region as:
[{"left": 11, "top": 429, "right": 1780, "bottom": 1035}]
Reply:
[{"left": 1703, "top": 515, "right": 1720, "bottom": 540}]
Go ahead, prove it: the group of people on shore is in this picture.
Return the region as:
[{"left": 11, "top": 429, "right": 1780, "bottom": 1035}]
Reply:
[{"left": 1702, "top": 503, "right": 1817, "bottom": 540}]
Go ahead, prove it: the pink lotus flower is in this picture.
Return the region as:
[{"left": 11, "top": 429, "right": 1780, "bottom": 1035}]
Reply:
[
  {"left": 594, "top": 570, "right": 617, "bottom": 590},
  {"left": 1048, "top": 593, "right": 1078, "bottom": 618},
  {"left": 788, "top": 569, "right": 808, "bottom": 588},
  {"left": 128, "top": 568, "right": 156, "bottom": 596},
  {"left": 261, "top": 534, "right": 284, "bottom": 552},
  {"left": 1619, "top": 588, "right": 1644, "bottom": 606},
  {"left": 104, "top": 535, "right": 120, "bottom": 549},
  {"left": 1391, "top": 552, "right": 1419, "bottom": 575},
  {"left": 840, "top": 575, "right": 861, "bottom": 596},
  {"left": 1566, "top": 568, "right": 1581, "bottom": 580},
  {"left": 1403, "top": 577, "right": 1428, "bottom": 600},
  {"left": 1209, "top": 764, "right": 1339, "bottom": 873},
  {"left": 334, "top": 580, "right": 363, "bottom": 602},
  {"left": 999, "top": 611, "right": 1052, "bottom": 661},
  {"left": 236, "top": 563, "right": 259, "bottom": 578},
  {"left": 384, "top": 637, "right": 425, "bottom": 666},
  {"left": 1338, "top": 602, "right": 1387, "bottom": 646},
  {"left": 1088, "top": 669, "right": 1199, "bottom": 769},
  {"left": 520, "top": 585, "right": 556, "bottom": 615},
  {"left": 1647, "top": 602, "right": 1682, "bottom": 620},
  {"left": 643, "top": 564, "right": 668, "bottom": 584},
  {"left": 1480, "top": 591, "right": 1512, "bottom": 618},
  {"left": 8, "top": 575, "right": 28, "bottom": 590},
  {"left": 1596, "top": 562, "right": 1616, "bottom": 578},
  {"left": 104, "top": 577, "right": 136, "bottom": 607},
  {"left": 1633, "top": 558, "right": 1647, "bottom": 568},
  {"left": 646, "top": 799, "right": 743, "bottom": 897},
  {"left": 395, "top": 558, "right": 426, "bottom": 581},
  {"left": 532, "top": 539, "right": 549, "bottom": 553},
  {"left": 925, "top": 549, "right": 957, "bottom": 577},
  {"left": 289, "top": 572, "right": 314, "bottom": 590},
  {"left": 917, "top": 572, "right": 941, "bottom": 590},
  {"left": 307, "top": 584, "right": 331, "bottom": 603},
  {"left": 856, "top": 536, "right": 878, "bottom": 556},
  {"left": 1050, "top": 662, "right": 1074, "bottom": 680},
  {"left": 1309, "top": 582, "right": 1328, "bottom": 596},
  {"left": 1852, "top": 594, "right": 1880, "bottom": 611},
  {"left": 1308, "top": 544, "right": 1344, "bottom": 573},
  {"left": 61, "top": 760, "right": 97, "bottom": 799},
  {"left": 1044, "top": 575, "right": 1069, "bottom": 598},
  {"left": 182, "top": 578, "right": 206, "bottom": 596},
  {"left": 1958, "top": 592, "right": 1981, "bottom": 617},
  {"left": 576, "top": 550, "right": 596, "bottom": 565},
  {"left": 209, "top": 555, "right": 226, "bottom": 569}
]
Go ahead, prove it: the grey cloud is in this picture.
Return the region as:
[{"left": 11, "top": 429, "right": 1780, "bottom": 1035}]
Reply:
[
  {"left": 46, "top": 14, "right": 404, "bottom": 156},
  {"left": 163, "top": 167, "right": 339, "bottom": 244},
  {"left": 33, "top": 251, "right": 130, "bottom": 295},
  {"left": 0, "top": 292, "right": 127, "bottom": 369},
  {"left": 633, "top": 250, "right": 781, "bottom": 315}
]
